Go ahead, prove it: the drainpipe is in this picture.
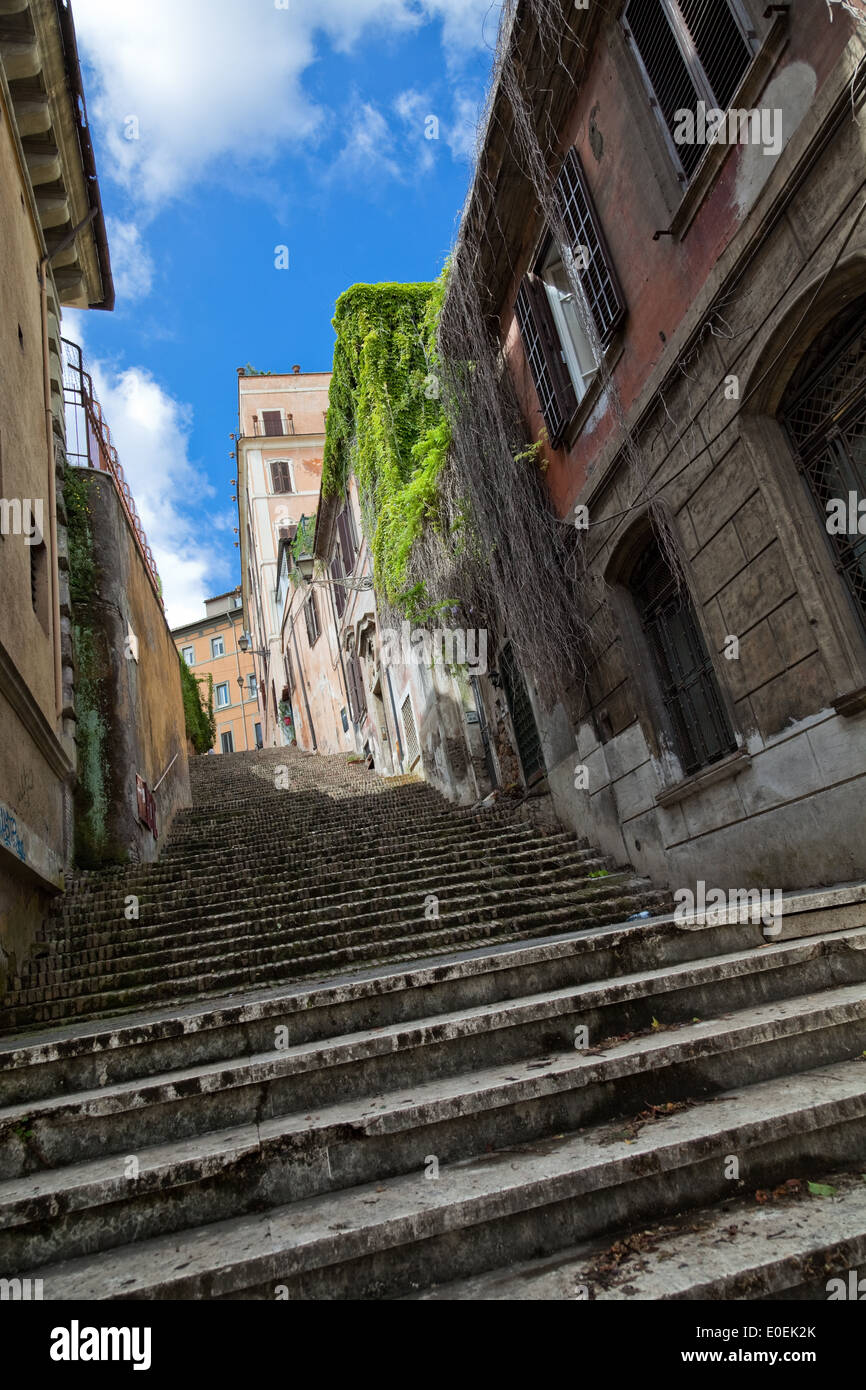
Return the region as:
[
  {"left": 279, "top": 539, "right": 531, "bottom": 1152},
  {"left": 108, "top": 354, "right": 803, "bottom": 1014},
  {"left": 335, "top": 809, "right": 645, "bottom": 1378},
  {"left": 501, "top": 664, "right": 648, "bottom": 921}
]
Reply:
[
  {"left": 228, "top": 604, "right": 250, "bottom": 750},
  {"left": 40, "top": 208, "right": 97, "bottom": 724}
]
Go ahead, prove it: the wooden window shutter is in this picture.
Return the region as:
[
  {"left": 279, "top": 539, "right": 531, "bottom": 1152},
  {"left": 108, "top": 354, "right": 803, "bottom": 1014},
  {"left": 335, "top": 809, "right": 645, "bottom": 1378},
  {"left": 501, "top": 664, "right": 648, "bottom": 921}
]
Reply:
[
  {"left": 331, "top": 551, "right": 346, "bottom": 618},
  {"left": 262, "top": 410, "right": 283, "bottom": 436},
  {"left": 555, "top": 150, "right": 625, "bottom": 343},
  {"left": 270, "top": 461, "right": 293, "bottom": 494},
  {"left": 347, "top": 652, "right": 366, "bottom": 722},
  {"left": 514, "top": 274, "right": 578, "bottom": 445},
  {"left": 623, "top": 0, "right": 752, "bottom": 181},
  {"left": 337, "top": 507, "right": 357, "bottom": 573}
]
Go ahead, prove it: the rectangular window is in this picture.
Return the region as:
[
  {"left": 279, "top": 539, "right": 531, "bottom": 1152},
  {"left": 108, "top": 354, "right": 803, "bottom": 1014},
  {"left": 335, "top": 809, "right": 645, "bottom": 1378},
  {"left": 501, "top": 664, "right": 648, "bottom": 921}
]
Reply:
[
  {"left": 220, "top": 731, "right": 235, "bottom": 754},
  {"left": 211, "top": 636, "right": 225, "bottom": 659},
  {"left": 304, "top": 591, "right": 321, "bottom": 646},
  {"left": 248, "top": 674, "right": 258, "bottom": 699},
  {"left": 337, "top": 506, "right": 357, "bottom": 573},
  {"left": 215, "top": 682, "right": 230, "bottom": 708},
  {"left": 181, "top": 646, "right": 195, "bottom": 666},
  {"left": 623, "top": 0, "right": 754, "bottom": 181},
  {"left": 331, "top": 550, "right": 347, "bottom": 618},
  {"left": 270, "top": 460, "right": 294, "bottom": 494},
  {"left": 254, "top": 722, "right": 263, "bottom": 748},
  {"left": 554, "top": 149, "right": 625, "bottom": 344},
  {"left": 401, "top": 694, "right": 420, "bottom": 769},
  {"left": 262, "top": 410, "right": 283, "bottom": 436},
  {"left": 514, "top": 276, "right": 577, "bottom": 446},
  {"left": 286, "top": 645, "right": 295, "bottom": 691},
  {"left": 346, "top": 651, "right": 366, "bottom": 722}
]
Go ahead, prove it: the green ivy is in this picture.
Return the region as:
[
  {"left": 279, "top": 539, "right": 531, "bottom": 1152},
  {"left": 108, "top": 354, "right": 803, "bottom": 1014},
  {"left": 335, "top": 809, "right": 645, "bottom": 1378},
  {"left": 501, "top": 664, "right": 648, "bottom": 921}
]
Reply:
[
  {"left": 321, "top": 270, "right": 451, "bottom": 616},
  {"left": 179, "top": 657, "right": 216, "bottom": 754}
]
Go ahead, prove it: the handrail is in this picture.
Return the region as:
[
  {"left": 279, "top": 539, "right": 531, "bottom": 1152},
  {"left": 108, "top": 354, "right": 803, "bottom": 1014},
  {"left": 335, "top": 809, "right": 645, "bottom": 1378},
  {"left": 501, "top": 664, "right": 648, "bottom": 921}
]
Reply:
[{"left": 152, "top": 752, "right": 180, "bottom": 794}]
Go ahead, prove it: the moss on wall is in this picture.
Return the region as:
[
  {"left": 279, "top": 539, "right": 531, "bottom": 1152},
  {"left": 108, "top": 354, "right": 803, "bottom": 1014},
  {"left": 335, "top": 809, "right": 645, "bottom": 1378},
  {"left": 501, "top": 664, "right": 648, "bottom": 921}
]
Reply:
[{"left": 63, "top": 469, "right": 126, "bottom": 866}]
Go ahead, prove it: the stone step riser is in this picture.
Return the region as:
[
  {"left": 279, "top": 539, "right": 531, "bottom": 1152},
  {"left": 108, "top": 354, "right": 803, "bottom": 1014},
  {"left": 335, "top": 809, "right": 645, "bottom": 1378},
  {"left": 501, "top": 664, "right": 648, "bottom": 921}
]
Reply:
[
  {"left": 0, "top": 915, "right": 779, "bottom": 1102},
  {"left": 4, "top": 978, "right": 863, "bottom": 1189},
  {"left": 2, "top": 888, "right": 669, "bottom": 1015},
  {"left": 55, "top": 821, "right": 571, "bottom": 898},
  {"left": 7, "top": 1011, "right": 866, "bottom": 1274},
  {"left": 21, "top": 872, "right": 645, "bottom": 985},
  {"left": 46, "top": 845, "right": 606, "bottom": 937}
]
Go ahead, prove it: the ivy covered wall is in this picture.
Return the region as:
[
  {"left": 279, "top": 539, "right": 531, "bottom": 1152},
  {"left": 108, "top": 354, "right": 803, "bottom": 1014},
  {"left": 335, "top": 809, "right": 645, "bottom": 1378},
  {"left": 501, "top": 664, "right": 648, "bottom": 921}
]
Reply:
[{"left": 321, "top": 274, "right": 450, "bottom": 618}]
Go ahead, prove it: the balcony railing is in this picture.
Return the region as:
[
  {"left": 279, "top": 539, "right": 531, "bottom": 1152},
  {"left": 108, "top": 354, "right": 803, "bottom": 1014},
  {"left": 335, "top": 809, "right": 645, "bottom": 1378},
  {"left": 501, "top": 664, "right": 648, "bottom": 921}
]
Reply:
[
  {"left": 62, "top": 338, "right": 163, "bottom": 604},
  {"left": 251, "top": 414, "right": 295, "bottom": 437}
]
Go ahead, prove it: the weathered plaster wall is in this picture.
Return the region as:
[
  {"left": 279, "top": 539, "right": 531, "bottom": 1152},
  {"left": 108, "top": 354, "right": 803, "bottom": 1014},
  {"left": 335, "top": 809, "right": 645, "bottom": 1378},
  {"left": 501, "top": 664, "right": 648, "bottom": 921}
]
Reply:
[
  {"left": 67, "top": 469, "right": 190, "bottom": 866},
  {"left": 0, "top": 91, "right": 70, "bottom": 990}
]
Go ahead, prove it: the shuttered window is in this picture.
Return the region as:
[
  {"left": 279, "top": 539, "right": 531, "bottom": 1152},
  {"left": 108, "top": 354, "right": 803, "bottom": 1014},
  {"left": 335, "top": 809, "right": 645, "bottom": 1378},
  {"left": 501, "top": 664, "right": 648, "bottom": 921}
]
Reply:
[
  {"left": 331, "top": 550, "right": 347, "bottom": 618},
  {"left": 401, "top": 694, "right": 420, "bottom": 768},
  {"left": 337, "top": 507, "right": 357, "bottom": 573},
  {"left": 304, "top": 591, "right": 321, "bottom": 646},
  {"left": 514, "top": 275, "right": 577, "bottom": 445},
  {"left": 555, "top": 150, "right": 624, "bottom": 344},
  {"left": 623, "top": 0, "right": 753, "bottom": 180},
  {"left": 346, "top": 652, "right": 366, "bottom": 722},
  {"left": 285, "top": 646, "right": 295, "bottom": 691},
  {"left": 262, "top": 410, "right": 283, "bottom": 436},
  {"left": 270, "top": 461, "right": 293, "bottom": 494}
]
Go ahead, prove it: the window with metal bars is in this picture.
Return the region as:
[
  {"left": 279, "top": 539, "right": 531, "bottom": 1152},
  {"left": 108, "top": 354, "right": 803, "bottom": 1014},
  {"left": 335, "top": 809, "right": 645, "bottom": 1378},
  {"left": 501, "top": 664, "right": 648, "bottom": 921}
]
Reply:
[
  {"left": 498, "top": 643, "right": 546, "bottom": 785},
  {"left": 623, "top": 0, "right": 754, "bottom": 181},
  {"left": 304, "top": 590, "right": 321, "bottom": 646},
  {"left": 401, "top": 694, "right": 420, "bottom": 768},
  {"left": 515, "top": 276, "right": 577, "bottom": 446},
  {"left": 554, "top": 149, "right": 625, "bottom": 344},
  {"left": 781, "top": 299, "right": 866, "bottom": 636},
  {"left": 629, "top": 535, "right": 737, "bottom": 775},
  {"left": 270, "top": 460, "right": 293, "bottom": 494}
]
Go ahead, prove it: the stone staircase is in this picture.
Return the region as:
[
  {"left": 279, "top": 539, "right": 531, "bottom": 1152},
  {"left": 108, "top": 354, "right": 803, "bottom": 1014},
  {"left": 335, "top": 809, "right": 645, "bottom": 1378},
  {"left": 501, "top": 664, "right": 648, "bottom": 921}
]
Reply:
[{"left": 0, "top": 748, "right": 864, "bottom": 1300}]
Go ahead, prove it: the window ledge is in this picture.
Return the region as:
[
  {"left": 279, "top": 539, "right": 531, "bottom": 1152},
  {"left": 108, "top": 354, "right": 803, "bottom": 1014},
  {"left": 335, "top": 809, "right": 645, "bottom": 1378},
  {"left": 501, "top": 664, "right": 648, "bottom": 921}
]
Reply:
[
  {"left": 655, "top": 746, "right": 751, "bottom": 809},
  {"left": 834, "top": 685, "right": 866, "bottom": 717},
  {"left": 669, "top": 11, "right": 790, "bottom": 243}
]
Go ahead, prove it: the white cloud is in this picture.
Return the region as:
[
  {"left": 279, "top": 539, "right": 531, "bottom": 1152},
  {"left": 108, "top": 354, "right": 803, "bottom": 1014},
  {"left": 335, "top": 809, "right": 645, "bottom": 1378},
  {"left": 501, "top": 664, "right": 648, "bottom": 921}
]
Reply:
[
  {"left": 60, "top": 313, "right": 230, "bottom": 629},
  {"left": 72, "top": 0, "right": 498, "bottom": 207},
  {"left": 105, "top": 218, "right": 155, "bottom": 302},
  {"left": 332, "top": 101, "right": 403, "bottom": 182},
  {"left": 447, "top": 90, "right": 484, "bottom": 162}
]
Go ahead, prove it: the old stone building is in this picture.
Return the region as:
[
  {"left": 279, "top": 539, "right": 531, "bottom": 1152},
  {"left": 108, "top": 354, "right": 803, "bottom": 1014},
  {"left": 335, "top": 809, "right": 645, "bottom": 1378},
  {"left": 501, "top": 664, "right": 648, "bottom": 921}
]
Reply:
[
  {"left": 447, "top": 0, "right": 866, "bottom": 892},
  {"left": 0, "top": 0, "right": 113, "bottom": 989}
]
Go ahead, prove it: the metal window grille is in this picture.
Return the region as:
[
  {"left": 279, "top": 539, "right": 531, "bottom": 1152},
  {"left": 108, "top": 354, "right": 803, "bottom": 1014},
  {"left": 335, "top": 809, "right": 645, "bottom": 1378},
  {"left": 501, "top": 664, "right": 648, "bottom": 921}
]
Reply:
[
  {"left": 782, "top": 302, "right": 866, "bottom": 632},
  {"left": 631, "top": 538, "right": 737, "bottom": 775},
  {"left": 499, "top": 643, "right": 546, "bottom": 784},
  {"left": 623, "top": 0, "right": 753, "bottom": 180},
  {"left": 515, "top": 281, "right": 568, "bottom": 443},
  {"left": 401, "top": 695, "right": 420, "bottom": 768},
  {"left": 555, "top": 149, "right": 625, "bottom": 343}
]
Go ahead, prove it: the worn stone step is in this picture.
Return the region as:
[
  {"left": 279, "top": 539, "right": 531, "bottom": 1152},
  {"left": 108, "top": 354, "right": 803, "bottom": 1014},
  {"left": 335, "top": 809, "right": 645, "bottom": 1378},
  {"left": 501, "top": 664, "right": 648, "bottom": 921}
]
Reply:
[
  {"left": 410, "top": 1168, "right": 866, "bottom": 1301},
  {"left": 16, "top": 1059, "right": 866, "bottom": 1299},
  {"left": 3, "top": 974, "right": 863, "bottom": 1189}
]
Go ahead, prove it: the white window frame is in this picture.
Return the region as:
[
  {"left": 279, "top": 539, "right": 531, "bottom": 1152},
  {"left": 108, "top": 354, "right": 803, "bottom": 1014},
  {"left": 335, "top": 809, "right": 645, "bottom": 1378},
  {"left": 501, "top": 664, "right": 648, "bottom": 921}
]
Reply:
[
  {"left": 211, "top": 635, "right": 225, "bottom": 659},
  {"left": 540, "top": 241, "right": 598, "bottom": 404},
  {"left": 181, "top": 645, "right": 195, "bottom": 666},
  {"left": 215, "top": 682, "right": 230, "bottom": 708}
]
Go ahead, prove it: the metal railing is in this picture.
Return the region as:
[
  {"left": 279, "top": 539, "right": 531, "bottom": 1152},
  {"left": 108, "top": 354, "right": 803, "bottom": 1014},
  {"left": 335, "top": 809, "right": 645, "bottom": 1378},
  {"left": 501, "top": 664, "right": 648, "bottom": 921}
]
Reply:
[{"left": 62, "top": 338, "right": 163, "bottom": 604}]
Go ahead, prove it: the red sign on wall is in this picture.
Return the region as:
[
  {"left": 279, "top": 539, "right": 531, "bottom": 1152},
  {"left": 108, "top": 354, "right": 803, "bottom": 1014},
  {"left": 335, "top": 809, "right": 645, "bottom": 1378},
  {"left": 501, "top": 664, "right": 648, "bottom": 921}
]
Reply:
[{"left": 136, "top": 775, "right": 159, "bottom": 838}]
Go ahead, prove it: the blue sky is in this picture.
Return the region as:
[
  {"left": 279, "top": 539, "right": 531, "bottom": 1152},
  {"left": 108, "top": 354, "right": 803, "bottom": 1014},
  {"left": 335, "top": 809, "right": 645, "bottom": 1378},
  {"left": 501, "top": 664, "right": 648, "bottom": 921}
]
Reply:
[{"left": 64, "top": 0, "right": 500, "bottom": 627}]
